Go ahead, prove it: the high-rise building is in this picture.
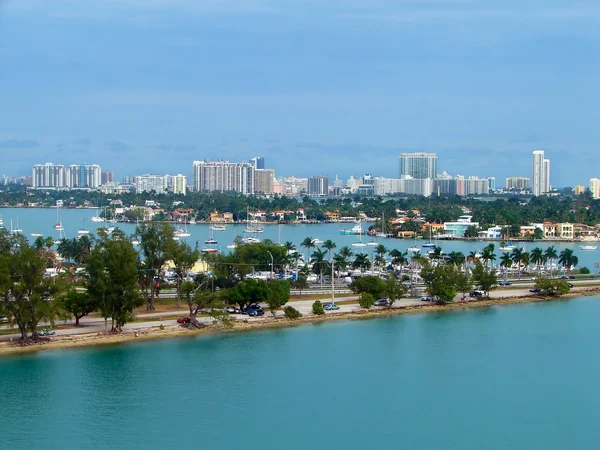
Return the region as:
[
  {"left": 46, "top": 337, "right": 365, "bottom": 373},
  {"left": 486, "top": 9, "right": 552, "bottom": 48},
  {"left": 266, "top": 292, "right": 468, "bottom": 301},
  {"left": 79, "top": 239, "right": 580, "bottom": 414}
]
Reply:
[
  {"left": 250, "top": 156, "right": 265, "bottom": 170},
  {"left": 101, "top": 170, "right": 115, "bottom": 185},
  {"left": 487, "top": 177, "right": 496, "bottom": 191},
  {"left": 136, "top": 175, "right": 169, "bottom": 194},
  {"left": 543, "top": 158, "right": 551, "bottom": 194},
  {"left": 192, "top": 160, "right": 255, "bottom": 195},
  {"left": 574, "top": 185, "right": 586, "bottom": 196},
  {"left": 307, "top": 176, "right": 329, "bottom": 196},
  {"left": 66, "top": 164, "right": 101, "bottom": 188},
  {"left": 589, "top": 178, "right": 600, "bottom": 199},
  {"left": 532, "top": 150, "right": 548, "bottom": 196},
  {"left": 254, "top": 169, "right": 275, "bottom": 194},
  {"left": 506, "top": 177, "right": 531, "bottom": 190},
  {"left": 172, "top": 174, "right": 187, "bottom": 195},
  {"left": 32, "top": 163, "right": 66, "bottom": 188},
  {"left": 374, "top": 177, "right": 433, "bottom": 197},
  {"left": 399, "top": 153, "right": 437, "bottom": 179}
]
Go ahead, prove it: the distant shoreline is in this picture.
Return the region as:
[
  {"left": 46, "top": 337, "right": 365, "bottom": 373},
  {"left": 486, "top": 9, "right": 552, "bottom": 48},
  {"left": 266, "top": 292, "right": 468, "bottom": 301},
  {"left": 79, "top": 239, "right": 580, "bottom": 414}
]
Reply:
[{"left": 2, "top": 286, "right": 599, "bottom": 357}]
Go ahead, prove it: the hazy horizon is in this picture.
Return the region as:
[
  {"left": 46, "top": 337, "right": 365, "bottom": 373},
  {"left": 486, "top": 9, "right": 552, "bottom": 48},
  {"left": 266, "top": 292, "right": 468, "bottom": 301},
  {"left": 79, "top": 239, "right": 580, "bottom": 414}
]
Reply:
[{"left": 1, "top": 1, "right": 598, "bottom": 186}]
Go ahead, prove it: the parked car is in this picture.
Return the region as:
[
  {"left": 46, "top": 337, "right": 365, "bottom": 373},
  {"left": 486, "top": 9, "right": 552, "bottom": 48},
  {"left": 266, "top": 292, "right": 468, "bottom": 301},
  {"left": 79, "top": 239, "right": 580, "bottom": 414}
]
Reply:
[
  {"left": 560, "top": 275, "right": 573, "bottom": 279},
  {"left": 529, "top": 287, "right": 541, "bottom": 293},
  {"left": 420, "top": 295, "right": 433, "bottom": 302},
  {"left": 0, "top": 315, "right": 8, "bottom": 323},
  {"left": 39, "top": 328, "right": 55, "bottom": 336},
  {"left": 469, "top": 290, "right": 484, "bottom": 297},
  {"left": 323, "top": 303, "right": 340, "bottom": 311},
  {"left": 568, "top": 283, "right": 574, "bottom": 288},
  {"left": 225, "top": 306, "right": 241, "bottom": 314},
  {"left": 374, "top": 298, "right": 389, "bottom": 307},
  {"left": 498, "top": 281, "right": 512, "bottom": 286},
  {"left": 176, "top": 317, "right": 191, "bottom": 324},
  {"left": 246, "top": 304, "right": 265, "bottom": 317}
]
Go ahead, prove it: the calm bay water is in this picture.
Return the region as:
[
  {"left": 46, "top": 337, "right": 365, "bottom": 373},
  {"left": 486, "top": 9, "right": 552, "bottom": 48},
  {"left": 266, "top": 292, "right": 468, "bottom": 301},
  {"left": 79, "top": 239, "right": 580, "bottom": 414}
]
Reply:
[
  {"left": 1, "top": 207, "right": 598, "bottom": 269},
  {"left": 1, "top": 296, "right": 600, "bottom": 449}
]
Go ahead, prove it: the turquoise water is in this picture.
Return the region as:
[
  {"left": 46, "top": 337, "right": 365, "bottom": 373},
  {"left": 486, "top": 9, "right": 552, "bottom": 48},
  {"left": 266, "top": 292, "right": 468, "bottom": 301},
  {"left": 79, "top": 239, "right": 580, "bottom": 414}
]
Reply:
[
  {"left": 1, "top": 297, "right": 600, "bottom": 449},
  {"left": 1, "top": 207, "right": 598, "bottom": 270}
]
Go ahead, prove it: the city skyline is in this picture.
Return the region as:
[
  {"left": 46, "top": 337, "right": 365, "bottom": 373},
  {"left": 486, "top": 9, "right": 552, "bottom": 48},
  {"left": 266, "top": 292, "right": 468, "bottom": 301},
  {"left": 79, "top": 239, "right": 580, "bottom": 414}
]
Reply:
[{"left": 1, "top": 1, "right": 598, "bottom": 186}]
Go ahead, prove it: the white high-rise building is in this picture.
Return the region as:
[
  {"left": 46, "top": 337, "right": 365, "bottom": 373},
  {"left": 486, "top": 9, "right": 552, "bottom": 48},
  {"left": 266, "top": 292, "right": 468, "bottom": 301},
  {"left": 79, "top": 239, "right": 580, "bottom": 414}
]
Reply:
[
  {"left": 399, "top": 153, "right": 438, "bottom": 179},
  {"left": 589, "top": 178, "right": 600, "bottom": 199},
  {"left": 532, "top": 150, "right": 547, "bottom": 196},
  {"left": 32, "top": 163, "right": 66, "bottom": 188},
  {"left": 543, "top": 159, "right": 551, "bottom": 194},
  {"left": 136, "top": 175, "right": 169, "bottom": 194},
  {"left": 192, "top": 160, "right": 255, "bottom": 195},
  {"left": 172, "top": 174, "right": 187, "bottom": 195}
]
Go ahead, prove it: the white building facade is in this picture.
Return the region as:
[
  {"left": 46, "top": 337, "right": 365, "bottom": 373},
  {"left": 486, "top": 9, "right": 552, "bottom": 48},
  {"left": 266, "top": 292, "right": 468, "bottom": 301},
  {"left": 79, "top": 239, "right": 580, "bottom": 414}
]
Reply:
[{"left": 192, "top": 160, "right": 255, "bottom": 195}]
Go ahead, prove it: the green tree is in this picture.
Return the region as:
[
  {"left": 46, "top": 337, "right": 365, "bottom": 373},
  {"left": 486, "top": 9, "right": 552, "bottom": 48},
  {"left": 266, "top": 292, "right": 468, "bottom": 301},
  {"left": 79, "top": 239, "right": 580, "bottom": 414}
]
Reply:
[
  {"left": 530, "top": 247, "right": 544, "bottom": 276},
  {"left": 59, "top": 289, "right": 98, "bottom": 326},
  {"left": 283, "top": 305, "right": 302, "bottom": 319},
  {"left": 168, "top": 240, "right": 200, "bottom": 308},
  {"left": 558, "top": 248, "right": 579, "bottom": 276},
  {"left": 472, "top": 262, "right": 498, "bottom": 296},
  {"left": 352, "top": 253, "right": 370, "bottom": 272},
  {"left": 322, "top": 239, "right": 337, "bottom": 259},
  {"left": 300, "top": 237, "right": 315, "bottom": 266},
  {"left": 312, "top": 300, "right": 325, "bottom": 315},
  {"left": 311, "top": 247, "right": 331, "bottom": 286},
  {"left": 382, "top": 276, "right": 407, "bottom": 307},
  {"left": 464, "top": 225, "right": 480, "bottom": 238},
  {"left": 137, "top": 223, "right": 175, "bottom": 311},
  {"left": 534, "top": 277, "right": 570, "bottom": 296},
  {"left": 455, "top": 272, "right": 474, "bottom": 299},
  {"left": 358, "top": 292, "right": 376, "bottom": 309},
  {"left": 266, "top": 280, "right": 291, "bottom": 316},
  {"left": 349, "top": 275, "right": 386, "bottom": 298},
  {"left": 291, "top": 274, "right": 308, "bottom": 296},
  {"left": 481, "top": 244, "right": 496, "bottom": 268},
  {"left": 226, "top": 278, "right": 269, "bottom": 313},
  {"left": 511, "top": 247, "right": 524, "bottom": 280},
  {"left": 87, "top": 231, "right": 142, "bottom": 331},
  {"left": 0, "top": 245, "right": 66, "bottom": 340}
]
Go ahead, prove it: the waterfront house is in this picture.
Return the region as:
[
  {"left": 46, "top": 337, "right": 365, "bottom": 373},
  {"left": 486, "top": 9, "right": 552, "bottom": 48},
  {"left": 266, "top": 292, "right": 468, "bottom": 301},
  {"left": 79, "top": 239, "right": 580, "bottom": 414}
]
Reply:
[
  {"left": 324, "top": 210, "right": 340, "bottom": 221},
  {"left": 443, "top": 216, "right": 479, "bottom": 238},
  {"left": 209, "top": 211, "right": 234, "bottom": 223},
  {"left": 478, "top": 226, "right": 503, "bottom": 239}
]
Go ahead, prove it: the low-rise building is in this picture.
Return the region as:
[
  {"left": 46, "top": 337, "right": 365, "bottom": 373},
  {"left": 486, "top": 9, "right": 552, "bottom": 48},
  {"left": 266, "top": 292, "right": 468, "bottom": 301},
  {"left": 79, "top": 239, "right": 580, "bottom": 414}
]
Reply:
[
  {"left": 478, "top": 226, "right": 503, "bottom": 239},
  {"left": 209, "top": 211, "right": 234, "bottom": 223},
  {"left": 443, "top": 215, "right": 479, "bottom": 237}
]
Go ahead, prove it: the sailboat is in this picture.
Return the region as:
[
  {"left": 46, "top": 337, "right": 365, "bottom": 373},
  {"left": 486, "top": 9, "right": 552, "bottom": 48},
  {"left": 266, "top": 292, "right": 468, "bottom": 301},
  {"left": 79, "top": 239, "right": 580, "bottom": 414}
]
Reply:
[
  {"left": 210, "top": 224, "right": 227, "bottom": 231},
  {"left": 77, "top": 218, "right": 90, "bottom": 236},
  {"left": 204, "top": 226, "right": 218, "bottom": 245},
  {"left": 422, "top": 224, "right": 436, "bottom": 248},
  {"left": 352, "top": 226, "right": 367, "bottom": 248},
  {"left": 375, "top": 213, "right": 389, "bottom": 238},
  {"left": 202, "top": 227, "right": 219, "bottom": 253},
  {"left": 54, "top": 205, "right": 64, "bottom": 232},
  {"left": 10, "top": 219, "right": 23, "bottom": 234},
  {"left": 244, "top": 207, "right": 264, "bottom": 233},
  {"left": 174, "top": 222, "right": 191, "bottom": 238},
  {"left": 90, "top": 207, "right": 105, "bottom": 222}
]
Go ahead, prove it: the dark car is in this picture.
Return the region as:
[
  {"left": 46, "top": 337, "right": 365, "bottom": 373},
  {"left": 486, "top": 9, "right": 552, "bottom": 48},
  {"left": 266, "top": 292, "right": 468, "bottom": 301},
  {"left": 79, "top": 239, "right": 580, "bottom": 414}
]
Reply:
[
  {"left": 246, "top": 304, "right": 265, "bottom": 317},
  {"left": 560, "top": 275, "right": 573, "bottom": 279},
  {"left": 568, "top": 282, "right": 574, "bottom": 288},
  {"left": 498, "top": 281, "right": 512, "bottom": 286},
  {"left": 225, "top": 306, "right": 241, "bottom": 314},
  {"left": 469, "top": 290, "right": 484, "bottom": 297},
  {"left": 529, "top": 287, "right": 541, "bottom": 293},
  {"left": 374, "top": 298, "right": 389, "bottom": 307},
  {"left": 177, "top": 317, "right": 191, "bottom": 324}
]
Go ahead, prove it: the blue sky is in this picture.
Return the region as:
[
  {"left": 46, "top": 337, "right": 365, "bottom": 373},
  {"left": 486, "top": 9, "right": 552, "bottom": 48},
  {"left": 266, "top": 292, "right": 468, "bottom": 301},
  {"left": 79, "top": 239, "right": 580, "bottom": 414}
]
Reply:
[{"left": 0, "top": 0, "right": 599, "bottom": 186}]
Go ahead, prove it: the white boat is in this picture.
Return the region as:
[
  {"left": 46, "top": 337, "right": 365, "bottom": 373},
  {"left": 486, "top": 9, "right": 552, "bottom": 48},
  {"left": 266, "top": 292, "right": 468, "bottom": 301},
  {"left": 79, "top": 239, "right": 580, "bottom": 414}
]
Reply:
[
  {"left": 0, "top": 217, "right": 3, "bottom": 227},
  {"left": 499, "top": 245, "right": 516, "bottom": 252},
  {"left": 226, "top": 243, "right": 237, "bottom": 249},
  {"left": 366, "top": 241, "right": 379, "bottom": 247},
  {"left": 407, "top": 247, "right": 420, "bottom": 253},
  {"left": 242, "top": 237, "right": 261, "bottom": 244},
  {"left": 201, "top": 247, "right": 219, "bottom": 253},
  {"left": 131, "top": 240, "right": 140, "bottom": 246},
  {"left": 352, "top": 242, "right": 367, "bottom": 247},
  {"left": 90, "top": 216, "right": 105, "bottom": 223},
  {"left": 30, "top": 233, "right": 43, "bottom": 238},
  {"left": 210, "top": 224, "right": 226, "bottom": 231},
  {"left": 189, "top": 218, "right": 196, "bottom": 225},
  {"left": 340, "top": 221, "right": 364, "bottom": 235},
  {"left": 10, "top": 219, "right": 23, "bottom": 234},
  {"left": 77, "top": 229, "right": 90, "bottom": 235},
  {"left": 580, "top": 245, "right": 598, "bottom": 251},
  {"left": 422, "top": 242, "right": 436, "bottom": 249},
  {"left": 244, "top": 226, "right": 264, "bottom": 233},
  {"left": 311, "top": 238, "right": 323, "bottom": 245},
  {"left": 175, "top": 229, "right": 191, "bottom": 238}
]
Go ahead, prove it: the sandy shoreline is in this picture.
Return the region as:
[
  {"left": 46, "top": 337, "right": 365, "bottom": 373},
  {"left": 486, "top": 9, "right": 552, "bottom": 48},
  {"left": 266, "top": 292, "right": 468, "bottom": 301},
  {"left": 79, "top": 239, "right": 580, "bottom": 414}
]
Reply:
[{"left": 1, "top": 287, "right": 599, "bottom": 357}]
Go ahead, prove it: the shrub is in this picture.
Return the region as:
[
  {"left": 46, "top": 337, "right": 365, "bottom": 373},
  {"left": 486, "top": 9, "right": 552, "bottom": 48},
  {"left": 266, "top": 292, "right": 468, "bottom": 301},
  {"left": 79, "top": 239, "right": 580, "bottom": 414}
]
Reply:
[
  {"left": 358, "top": 292, "right": 375, "bottom": 309},
  {"left": 283, "top": 306, "right": 302, "bottom": 319},
  {"left": 579, "top": 266, "right": 590, "bottom": 275},
  {"left": 312, "top": 300, "right": 325, "bottom": 315}
]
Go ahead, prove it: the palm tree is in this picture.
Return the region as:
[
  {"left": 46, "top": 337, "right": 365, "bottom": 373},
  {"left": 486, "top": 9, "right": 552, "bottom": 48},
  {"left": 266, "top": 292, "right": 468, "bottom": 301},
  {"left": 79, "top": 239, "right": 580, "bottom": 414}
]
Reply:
[
  {"left": 311, "top": 248, "right": 330, "bottom": 286},
  {"left": 544, "top": 246, "right": 558, "bottom": 279},
  {"left": 389, "top": 249, "right": 408, "bottom": 268},
  {"left": 338, "top": 246, "right": 353, "bottom": 263},
  {"left": 521, "top": 251, "right": 531, "bottom": 275},
  {"left": 500, "top": 252, "right": 512, "bottom": 281},
  {"left": 558, "top": 248, "right": 578, "bottom": 277},
  {"left": 322, "top": 239, "right": 337, "bottom": 259},
  {"left": 530, "top": 247, "right": 544, "bottom": 276},
  {"left": 511, "top": 247, "right": 524, "bottom": 280},
  {"left": 448, "top": 251, "right": 466, "bottom": 268},
  {"left": 352, "top": 253, "right": 370, "bottom": 273},
  {"left": 467, "top": 250, "right": 479, "bottom": 264},
  {"left": 374, "top": 244, "right": 388, "bottom": 269},
  {"left": 33, "top": 236, "right": 45, "bottom": 251},
  {"left": 333, "top": 253, "right": 347, "bottom": 274},
  {"left": 481, "top": 244, "right": 496, "bottom": 268},
  {"left": 429, "top": 246, "right": 443, "bottom": 261},
  {"left": 300, "top": 237, "right": 315, "bottom": 266},
  {"left": 283, "top": 241, "right": 296, "bottom": 252}
]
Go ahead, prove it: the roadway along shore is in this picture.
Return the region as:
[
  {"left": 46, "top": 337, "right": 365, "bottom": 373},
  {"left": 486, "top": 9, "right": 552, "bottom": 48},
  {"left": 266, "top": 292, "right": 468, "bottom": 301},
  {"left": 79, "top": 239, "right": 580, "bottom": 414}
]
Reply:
[{"left": 2, "top": 282, "right": 600, "bottom": 356}]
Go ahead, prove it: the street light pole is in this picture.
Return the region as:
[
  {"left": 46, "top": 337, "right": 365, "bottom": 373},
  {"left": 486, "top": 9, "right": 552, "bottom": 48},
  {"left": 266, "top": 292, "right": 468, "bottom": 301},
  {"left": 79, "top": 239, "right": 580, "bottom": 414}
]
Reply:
[
  {"left": 331, "top": 259, "right": 335, "bottom": 305},
  {"left": 267, "top": 251, "right": 274, "bottom": 280}
]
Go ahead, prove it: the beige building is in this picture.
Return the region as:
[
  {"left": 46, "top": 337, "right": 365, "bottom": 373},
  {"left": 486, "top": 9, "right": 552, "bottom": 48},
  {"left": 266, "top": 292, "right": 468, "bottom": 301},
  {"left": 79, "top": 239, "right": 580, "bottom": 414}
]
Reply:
[
  {"left": 172, "top": 174, "right": 187, "bottom": 195},
  {"left": 589, "top": 178, "right": 600, "bottom": 199},
  {"left": 544, "top": 222, "right": 574, "bottom": 239},
  {"left": 574, "top": 185, "right": 586, "bottom": 195},
  {"left": 254, "top": 169, "right": 275, "bottom": 194}
]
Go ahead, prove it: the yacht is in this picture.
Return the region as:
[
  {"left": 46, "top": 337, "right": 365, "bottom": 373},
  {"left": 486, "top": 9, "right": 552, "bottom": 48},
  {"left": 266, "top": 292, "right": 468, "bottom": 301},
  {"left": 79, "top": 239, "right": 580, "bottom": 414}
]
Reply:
[
  {"left": 30, "top": 233, "right": 43, "bottom": 238},
  {"left": 499, "top": 244, "right": 516, "bottom": 252},
  {"left": 580, "top": 245, "right": 598, "bottom": 251},
  {"left": 174, "top": 227, "right": 191, "bottom": 238},
  {"left": 90, "top": 216, "right": 105, "bottom": 223},
  {"left": 311, "top": 238, "right": 323, "bottom": 246},
  {"left": 201, "top": 247, "right": 219, "bottom": 254},
  {"left": 340, "top": 222, "right": 364, "bottom": 235},
  {"left": 77, "top": 229, "right": 90, "bottom": 236},
  {"left": 422, "top": 242, "right": 436, "bottom": 249},
  {"left": 242, "top": 237, "right": 261, "bottom": 244},
  {"left": 10, "top": 219, "right": 23, "bottom": 234},
  {"left": 210, "top": 224, "right": 227, "bottom": 231},
  {"left": 226, "top": 243, "right": 237, "bottom": 249},
  {"left": 0, "top": 217, "right": 3, "bottom": 228},
  {"left": 407, "top": 247, "right": 420, "bottom": 253}
]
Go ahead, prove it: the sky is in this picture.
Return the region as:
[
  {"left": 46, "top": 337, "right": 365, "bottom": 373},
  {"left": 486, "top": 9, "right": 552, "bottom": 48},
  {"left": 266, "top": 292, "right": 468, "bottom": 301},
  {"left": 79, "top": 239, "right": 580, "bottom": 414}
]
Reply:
[{"left": 0, "top": 0, "right": 599, "bottom": 187}]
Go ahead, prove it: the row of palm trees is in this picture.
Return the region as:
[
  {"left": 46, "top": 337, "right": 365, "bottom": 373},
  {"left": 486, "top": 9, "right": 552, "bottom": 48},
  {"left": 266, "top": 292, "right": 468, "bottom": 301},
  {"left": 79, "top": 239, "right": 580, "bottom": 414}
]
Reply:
[{"left": 289, "top": 239, "right": 580, "bottom": 280}]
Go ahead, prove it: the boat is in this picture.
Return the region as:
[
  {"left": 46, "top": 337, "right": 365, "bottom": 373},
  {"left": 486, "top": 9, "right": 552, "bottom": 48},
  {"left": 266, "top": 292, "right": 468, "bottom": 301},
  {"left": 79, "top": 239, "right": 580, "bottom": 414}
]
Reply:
[
  {"left": 90, "top": 216, "right": 105, "bottom": 223},
  {"left": 407, "top": 247, "right": 420, "bottom": 253},
  {"left": 226, "top": 243, "right": 237, "bottom": 249},
  {"left": 340, "top": 221, "right": 364, "bottom": 235},
  {"left": 30, "top": 233, "right": 43, "bottom": 238},
  {"left": 311, "top": 238, "right": 323, "bottom": 246},
  {"left": 0, "top": 217, "right": 3, "bottom": 228},
  {"left": 189, "top": 218, "right": 196, "bottom": 225},
  {"left": 205, "top": 238, "right": 218, "bottom": 245},
  {"left": 244, "top": 207, "right": 264, "bottom": 233},
  {"left": 422, "top": 224, "right": 436, "bottom": 248},
  {"left": 77, "top": 229, "right": 90, "bottom": 236},
  {"left": 131, "top": 239, "right": 140, "bottom": 246},
  {"left": 499, "top": 245, "right": 516, "bottom": 252},
  {"left": 366, "top": 241, "right": 379, "bottom": 247},
  {"left": 201, "top": 247, "right": 219, "bottom": 254},
  {"left": 10, "top": 219, "right": 23, "bottom": 234},
  {"left": 54, "top": 205, "right": 64, "bottom": 231},
  {"left": 580, "top": 245, "right": 598, "bottom": 251},
  {"left": 174, "top": 227, "right": 191, "bottom": 238},
  {"left": 210, "top": 224, "right": 227, "bottom": 231},
  {"left": 242, "top": 237, "right": 261, "bottom": 244}
]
